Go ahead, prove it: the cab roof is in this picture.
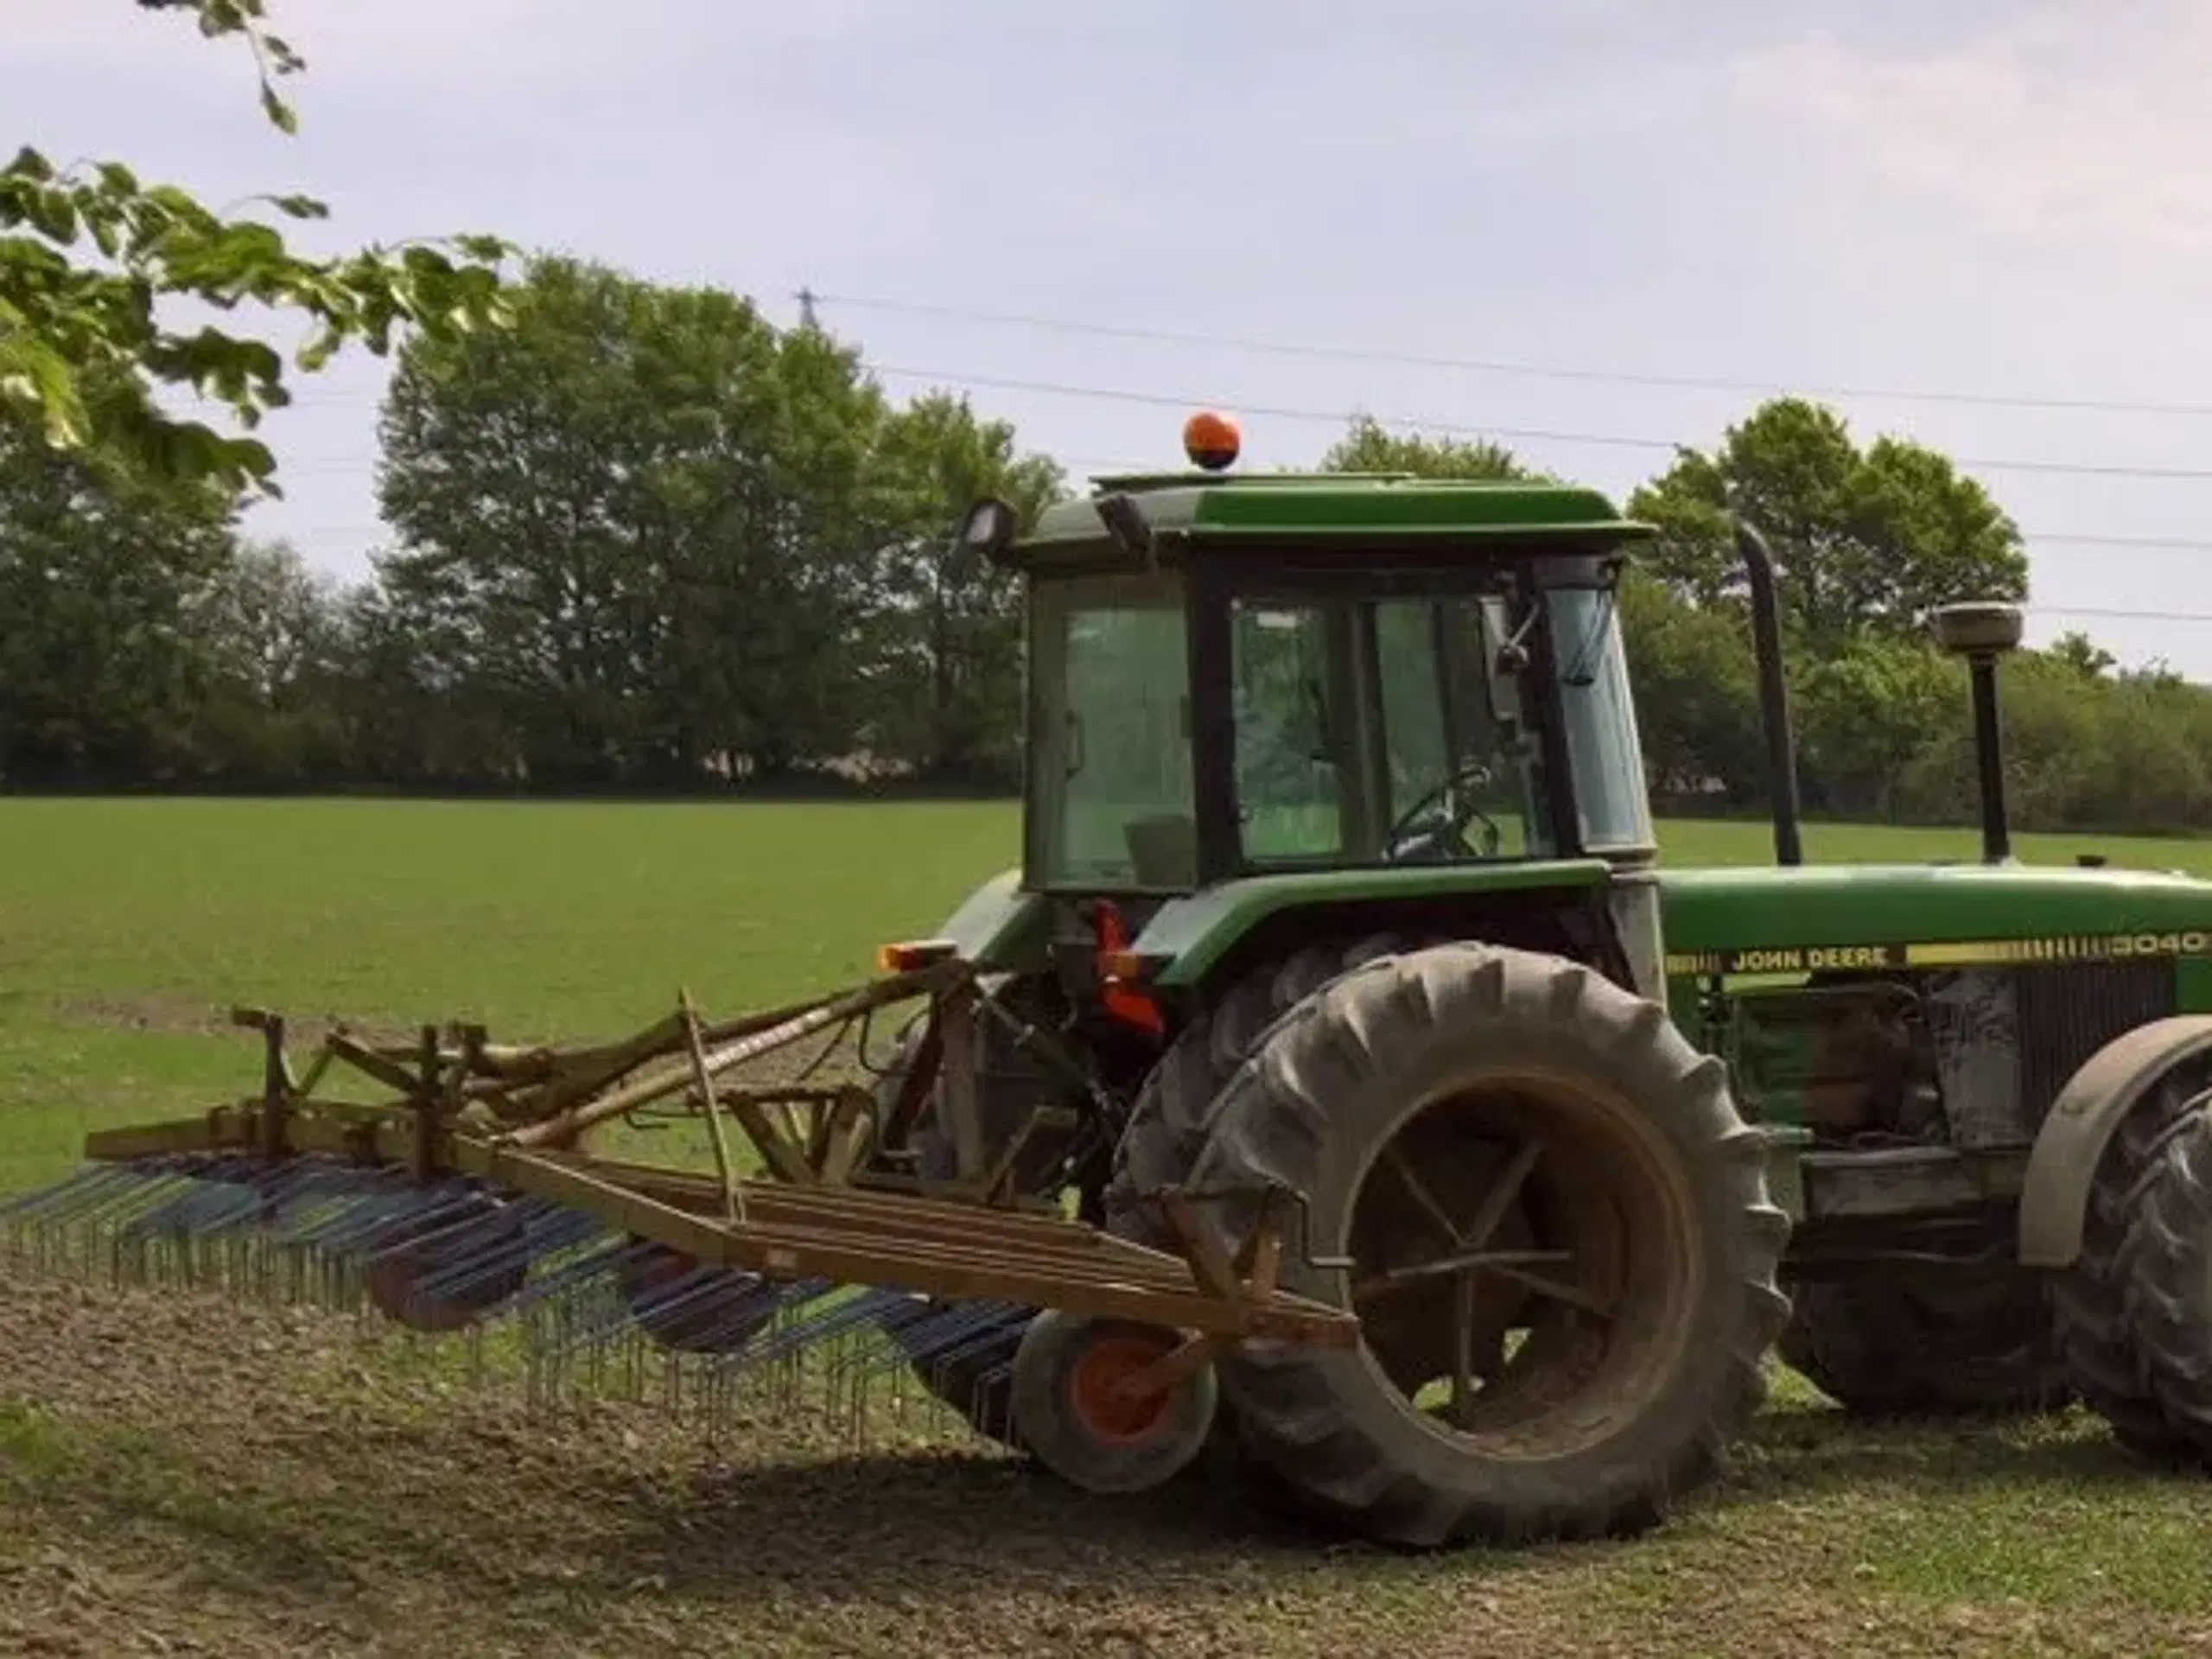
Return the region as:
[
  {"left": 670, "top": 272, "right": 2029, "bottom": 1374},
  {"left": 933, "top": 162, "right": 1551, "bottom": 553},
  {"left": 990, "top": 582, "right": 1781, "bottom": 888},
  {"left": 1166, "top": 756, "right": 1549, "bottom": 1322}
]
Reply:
[{"left": 1010, "top": 468, "right": 1657, "bottom": 570}]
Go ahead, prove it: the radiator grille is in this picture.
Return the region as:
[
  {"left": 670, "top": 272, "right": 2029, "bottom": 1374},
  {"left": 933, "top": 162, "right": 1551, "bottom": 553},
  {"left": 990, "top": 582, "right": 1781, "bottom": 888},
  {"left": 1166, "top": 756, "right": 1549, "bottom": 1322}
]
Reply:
[{"left": 2015, "top": 959, "right": 2176, "bottom": 1131}]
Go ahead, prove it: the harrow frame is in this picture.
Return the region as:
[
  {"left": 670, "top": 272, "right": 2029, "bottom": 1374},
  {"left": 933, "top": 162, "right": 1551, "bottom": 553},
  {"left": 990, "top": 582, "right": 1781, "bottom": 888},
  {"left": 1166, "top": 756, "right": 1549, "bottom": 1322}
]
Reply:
[{"left": 59, "top": 957, "right": 1358, "bottom": 1363}]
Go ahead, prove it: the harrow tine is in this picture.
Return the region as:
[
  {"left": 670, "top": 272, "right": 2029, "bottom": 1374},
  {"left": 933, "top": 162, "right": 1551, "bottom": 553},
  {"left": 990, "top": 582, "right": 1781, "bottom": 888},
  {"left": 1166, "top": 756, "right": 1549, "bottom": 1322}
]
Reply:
[
  {"left": 0, "top": 1163, "right": 137, "bottom": 1227},
  {"left": 735, "top": 1282, "right": 909, "bottom": 1371},
  {"left": 507, "top": 1234, "right": 632, "bottom": 1316},
  {"left": 409, "top": 1197, "right": 602, "bottom": 1305},
  {"left": 9, "top": 1162, "right": 175, "bottom": 1232},
  {"left": 902, "top": 1300, "right": 1032, "bottom": 1382}
]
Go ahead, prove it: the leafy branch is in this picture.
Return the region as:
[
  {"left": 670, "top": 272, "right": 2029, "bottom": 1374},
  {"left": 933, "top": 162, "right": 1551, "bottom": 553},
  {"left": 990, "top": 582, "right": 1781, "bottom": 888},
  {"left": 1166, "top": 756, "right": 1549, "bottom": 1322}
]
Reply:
[
  {"left": 134, "top": 0, "right": 308, "bottom": 133},
  {"left": 0, "top": 3, "right": 514, "bottom": 496}
]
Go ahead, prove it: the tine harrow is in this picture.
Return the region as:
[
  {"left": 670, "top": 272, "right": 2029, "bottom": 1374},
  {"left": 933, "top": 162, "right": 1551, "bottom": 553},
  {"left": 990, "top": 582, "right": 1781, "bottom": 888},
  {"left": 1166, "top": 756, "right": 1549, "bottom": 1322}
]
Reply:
[{"left": 3, "top": 958, "right": 1357, "bottom": 1486}]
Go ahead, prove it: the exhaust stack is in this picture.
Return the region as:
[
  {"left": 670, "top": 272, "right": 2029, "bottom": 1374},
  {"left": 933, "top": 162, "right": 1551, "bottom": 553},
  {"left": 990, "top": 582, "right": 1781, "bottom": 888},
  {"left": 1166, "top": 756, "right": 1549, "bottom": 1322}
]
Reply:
[
  {"left": 1733, "top": 521, "right": 1803, "bottom": 868},
  {"left": 1929, "top": 601, "right": 2024, "bottom": 864}
]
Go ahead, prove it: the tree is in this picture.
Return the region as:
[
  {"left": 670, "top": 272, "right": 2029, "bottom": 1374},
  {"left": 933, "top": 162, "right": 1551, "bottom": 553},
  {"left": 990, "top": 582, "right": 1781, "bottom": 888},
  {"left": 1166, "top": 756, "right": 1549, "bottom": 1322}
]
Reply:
[
  {"left": 375, "top": 257, "right": 783, "bottom": 785},
  {"left": 1627, "top": 397, "right": 2028, "bottom": 653},
  {"left": 1320, "top": 416, "right": 1530, "bottom": 480},
  {"left": 2049, "top": 630, "right": 2118, "bottom": 681},
  {"left": 1617, "top": 571, "right": 1768, "bottom": 807},
  {"left": 375, "top": 258, "right": 1046, "bottom": 788},
  {"left": 2, "top": 1, "right": 510, "bottom": 496},
  {"left": 185, "top": 536, "right": 359, "bottom": 782},
  {"left": 0, "top": 397, "right": 238, "bottom": 784},
  {"left": 862, "top": 392, "right": 1065, "bottom": 782},
  {"left": 1793, "top": 632, "right": 1963, "bottom": 819}
]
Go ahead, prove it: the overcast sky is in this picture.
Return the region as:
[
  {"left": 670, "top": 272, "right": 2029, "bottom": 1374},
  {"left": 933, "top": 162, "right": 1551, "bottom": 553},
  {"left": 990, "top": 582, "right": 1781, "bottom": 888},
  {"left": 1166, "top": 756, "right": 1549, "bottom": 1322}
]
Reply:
[{"left": 19, "top": 1, "right": 2212, "bottom": 675}]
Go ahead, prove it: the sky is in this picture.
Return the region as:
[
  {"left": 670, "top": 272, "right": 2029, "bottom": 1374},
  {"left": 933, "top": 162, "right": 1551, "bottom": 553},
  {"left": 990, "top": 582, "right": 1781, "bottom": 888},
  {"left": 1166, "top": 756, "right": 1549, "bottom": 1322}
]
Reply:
[{"left": 18, "top": 0, "right": 2212, "bottom": 675}]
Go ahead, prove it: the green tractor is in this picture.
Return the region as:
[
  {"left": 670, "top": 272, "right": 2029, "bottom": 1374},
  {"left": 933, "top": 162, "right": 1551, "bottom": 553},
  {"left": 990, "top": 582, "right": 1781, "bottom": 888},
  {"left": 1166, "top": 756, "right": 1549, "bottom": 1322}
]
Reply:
[{"left": 875, "top": 412, "right": 2212, "bottom": 1546}]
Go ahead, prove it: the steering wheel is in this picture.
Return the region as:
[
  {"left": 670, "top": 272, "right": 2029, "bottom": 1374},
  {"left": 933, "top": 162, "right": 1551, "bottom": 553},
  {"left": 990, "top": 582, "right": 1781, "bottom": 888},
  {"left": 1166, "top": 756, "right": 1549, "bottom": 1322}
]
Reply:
[{"left": 1383, "top": 759, "right": 1505, "bottom": 862}]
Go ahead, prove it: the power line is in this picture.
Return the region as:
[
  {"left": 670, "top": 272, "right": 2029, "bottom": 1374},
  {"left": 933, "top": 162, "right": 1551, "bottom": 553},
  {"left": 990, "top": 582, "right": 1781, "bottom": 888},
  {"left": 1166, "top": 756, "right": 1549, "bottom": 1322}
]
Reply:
[
  {"left": 245, "top": 448, "right": 2212, "bottom": 554},
  {"left": 865, "top": 363, "right": 2212, "bottom": 483},
  {"left": 229, "top": 529, "right": 2212, "bottom": 626},
  {"left": 247, "top": 360, "right": 2212, "bottom": 485},
  {"left": 2032, "top": 605, "right": 2212, "bottom": 623},
  {"left": 2020, "top": 531, "right": 2212, "bottom": 551},
  {"left": 814, "top": 290, "right": 2212, "bottom": 421}
]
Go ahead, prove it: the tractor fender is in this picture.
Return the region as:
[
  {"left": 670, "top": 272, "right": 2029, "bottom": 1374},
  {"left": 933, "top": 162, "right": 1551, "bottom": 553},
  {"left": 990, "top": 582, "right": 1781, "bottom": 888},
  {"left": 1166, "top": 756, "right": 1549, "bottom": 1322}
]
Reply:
[
  {"left": 2018, "top": 1014, "right": 2212, "bottom": 1268},
  {"left": 934, "top": 868, "right": 1048, "bottom": 974}
]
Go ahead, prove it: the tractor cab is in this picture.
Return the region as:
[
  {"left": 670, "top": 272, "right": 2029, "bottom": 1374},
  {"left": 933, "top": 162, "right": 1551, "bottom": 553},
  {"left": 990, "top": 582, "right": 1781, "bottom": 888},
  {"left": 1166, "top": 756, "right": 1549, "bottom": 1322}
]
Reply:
[{"left": 960, "top": 413, "right": 1659, "bottom": 899}]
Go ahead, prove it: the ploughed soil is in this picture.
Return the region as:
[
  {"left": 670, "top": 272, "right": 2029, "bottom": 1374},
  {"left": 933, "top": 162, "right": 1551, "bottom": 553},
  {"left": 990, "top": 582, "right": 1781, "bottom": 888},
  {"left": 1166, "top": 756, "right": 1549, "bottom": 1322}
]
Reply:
[{"left": 3, "top": 1270, "right": 2211, "bottom": 1657}]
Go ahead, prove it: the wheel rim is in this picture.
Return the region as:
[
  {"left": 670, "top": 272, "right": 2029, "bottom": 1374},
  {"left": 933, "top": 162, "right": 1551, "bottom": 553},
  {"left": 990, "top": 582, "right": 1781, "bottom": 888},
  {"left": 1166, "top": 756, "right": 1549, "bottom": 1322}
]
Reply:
[
  {"left": 1344, "top": 1071, "right": 1698, "bottom": 1462},
  {"left": 1066, "top": 1330, "right": 1179, "bottom": 1445}
]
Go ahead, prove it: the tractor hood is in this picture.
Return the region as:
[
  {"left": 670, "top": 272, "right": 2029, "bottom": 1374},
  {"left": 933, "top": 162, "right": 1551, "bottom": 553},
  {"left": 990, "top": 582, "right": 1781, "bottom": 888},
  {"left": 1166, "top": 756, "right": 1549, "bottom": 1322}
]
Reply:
[{"left": 1657, "top": 861, "right": 2212, "bottom": 976}]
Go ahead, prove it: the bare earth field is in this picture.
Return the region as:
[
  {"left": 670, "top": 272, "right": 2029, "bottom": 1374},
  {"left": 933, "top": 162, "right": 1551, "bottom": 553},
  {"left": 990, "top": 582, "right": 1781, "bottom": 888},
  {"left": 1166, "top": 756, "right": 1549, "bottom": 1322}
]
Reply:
[{"left": 6, "top": 798, "right": 2212, "bottom": 1656}]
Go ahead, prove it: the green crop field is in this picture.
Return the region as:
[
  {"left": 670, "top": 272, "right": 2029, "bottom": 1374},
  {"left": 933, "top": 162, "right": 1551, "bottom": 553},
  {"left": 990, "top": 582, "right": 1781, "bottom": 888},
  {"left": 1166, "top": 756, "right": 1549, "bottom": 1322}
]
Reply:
[{"left": 5, "top": 796, "right": 2212, "bottom": 1656}]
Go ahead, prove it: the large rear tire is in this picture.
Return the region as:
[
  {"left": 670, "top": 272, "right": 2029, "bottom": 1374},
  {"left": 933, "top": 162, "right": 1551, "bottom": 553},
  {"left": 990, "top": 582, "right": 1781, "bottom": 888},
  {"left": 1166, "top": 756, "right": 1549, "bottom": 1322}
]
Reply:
[
  {"left": 1105, "top": 933, "right": 1408, "bottom": 1246},
  {"left": 1175, "top": 942, "right": 1790, "bottom": 1548}
]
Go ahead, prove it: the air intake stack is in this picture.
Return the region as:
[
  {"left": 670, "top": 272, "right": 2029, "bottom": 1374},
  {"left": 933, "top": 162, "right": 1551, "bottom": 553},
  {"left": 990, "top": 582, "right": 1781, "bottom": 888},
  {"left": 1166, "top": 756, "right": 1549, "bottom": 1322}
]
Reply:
[{"left": 1930, "top": 601, "right": 2025, "bottom": 865}]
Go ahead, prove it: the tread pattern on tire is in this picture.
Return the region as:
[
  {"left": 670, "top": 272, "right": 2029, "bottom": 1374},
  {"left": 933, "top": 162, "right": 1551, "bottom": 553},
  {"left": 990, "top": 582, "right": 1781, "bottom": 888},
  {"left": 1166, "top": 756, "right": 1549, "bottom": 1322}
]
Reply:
[
  {"left": 1171, "top": 941, "right": 1791, "bottom": 1548},
  {"left": 1103, "top": 933, "right": 1408, "bottom": 1249},
  {"left": 2115, "top": 1099, "right": 2212, "bottom": 1463},
  {"left": 1777, "top": 1262, "right": 2071, "bottom": 1417},
  {"left": 2050, "top": 1062, "right": 2211, "bottom": 1451}
]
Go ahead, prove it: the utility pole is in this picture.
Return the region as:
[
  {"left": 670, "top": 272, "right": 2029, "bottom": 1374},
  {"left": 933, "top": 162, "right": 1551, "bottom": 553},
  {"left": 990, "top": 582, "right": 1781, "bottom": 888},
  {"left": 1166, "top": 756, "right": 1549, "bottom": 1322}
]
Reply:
[{"left": 796, "top": 287, "right": 820, "bottom": 330}]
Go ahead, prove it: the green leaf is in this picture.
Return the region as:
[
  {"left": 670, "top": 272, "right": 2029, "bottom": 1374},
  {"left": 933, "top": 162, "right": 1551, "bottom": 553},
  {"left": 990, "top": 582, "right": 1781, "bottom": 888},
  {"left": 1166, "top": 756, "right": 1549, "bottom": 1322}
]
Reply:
[
  {"left": 26, "top": 188, "right": 79, "bottom": 245},
  {"left": 259, "top": 82, "right": 298, "bottom": 136}
]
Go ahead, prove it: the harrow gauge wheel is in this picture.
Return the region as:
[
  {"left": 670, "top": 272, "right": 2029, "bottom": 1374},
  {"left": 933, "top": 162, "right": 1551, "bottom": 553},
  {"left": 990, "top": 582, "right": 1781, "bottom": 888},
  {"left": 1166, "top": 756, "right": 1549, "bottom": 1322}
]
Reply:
[{"left": 1012, "top": 1311, "right": 1219, "bottom": 1496}]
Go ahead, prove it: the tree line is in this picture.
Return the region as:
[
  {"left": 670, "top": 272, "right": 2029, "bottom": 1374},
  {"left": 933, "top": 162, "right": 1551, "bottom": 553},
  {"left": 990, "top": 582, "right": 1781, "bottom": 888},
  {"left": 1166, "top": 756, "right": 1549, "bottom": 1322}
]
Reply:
[{"left": 1, "top": 251, "right": 2205, "bottom": 836}]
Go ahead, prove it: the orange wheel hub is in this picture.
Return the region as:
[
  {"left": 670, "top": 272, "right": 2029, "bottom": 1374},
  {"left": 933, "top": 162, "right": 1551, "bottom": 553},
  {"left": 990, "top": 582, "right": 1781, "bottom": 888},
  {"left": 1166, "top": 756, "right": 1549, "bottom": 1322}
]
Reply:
[{"left": 1066, "top": 1331, "right": 1179, "bottom": 1445}]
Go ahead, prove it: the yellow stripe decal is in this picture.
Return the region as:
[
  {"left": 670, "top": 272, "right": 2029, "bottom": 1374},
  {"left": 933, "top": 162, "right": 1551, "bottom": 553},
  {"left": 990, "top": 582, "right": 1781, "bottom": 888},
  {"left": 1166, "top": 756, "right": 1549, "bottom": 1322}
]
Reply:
[{"left": 1664, "top": 931, "right": 2212, "bottom": 978}]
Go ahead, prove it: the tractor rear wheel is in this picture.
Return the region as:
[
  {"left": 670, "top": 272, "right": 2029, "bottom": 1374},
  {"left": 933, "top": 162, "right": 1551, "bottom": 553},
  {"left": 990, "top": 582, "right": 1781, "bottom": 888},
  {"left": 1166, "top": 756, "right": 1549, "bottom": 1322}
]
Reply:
[
  {"left": 1173, "top": 942, "right": 1789, "bottom": 1548},
  {"left": 1103, "top": 933, "right": 1408, "bottom": 1493},
  {"left": 1105, "top": 932, "right": 1408, "bottom": 1246},
  {"left": 1777, "top": 1258, "right": 2071, "bottom": 1416}
]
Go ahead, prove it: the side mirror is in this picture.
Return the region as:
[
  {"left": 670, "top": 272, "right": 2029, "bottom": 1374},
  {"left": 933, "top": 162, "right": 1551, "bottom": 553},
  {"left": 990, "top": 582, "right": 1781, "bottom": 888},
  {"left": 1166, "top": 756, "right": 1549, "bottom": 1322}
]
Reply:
[
  {"left": 957, "top": 497, "right": 1020, "bottom": 568},
  {"left": 1094, "top": 491, "right": 1155, "bottom": 563}
]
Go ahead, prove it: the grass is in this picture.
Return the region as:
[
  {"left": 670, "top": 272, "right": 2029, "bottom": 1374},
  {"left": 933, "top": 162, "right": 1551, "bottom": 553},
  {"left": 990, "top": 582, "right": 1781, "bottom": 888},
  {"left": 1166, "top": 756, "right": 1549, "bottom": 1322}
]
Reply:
[
  {"left": 7, "top": 796, "right": 2212, "bottom": 1654},
  {"left": 0, "top": 797, "right": 2198, "bottom": 1191}
]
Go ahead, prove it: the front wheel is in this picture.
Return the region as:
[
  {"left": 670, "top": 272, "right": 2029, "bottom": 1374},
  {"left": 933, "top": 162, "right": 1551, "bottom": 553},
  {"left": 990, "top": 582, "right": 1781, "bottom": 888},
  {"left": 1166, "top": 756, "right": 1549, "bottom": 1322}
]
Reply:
[
  {"left": 1778, "top": 1260, "right": 2072, "bottom": 1417},
  {"left": 2116, "top": 1103, "right": 2212, "bottom": 1463},
  {"left": 1183, "top": 942, "right": 1791, "bottom": 1548}
]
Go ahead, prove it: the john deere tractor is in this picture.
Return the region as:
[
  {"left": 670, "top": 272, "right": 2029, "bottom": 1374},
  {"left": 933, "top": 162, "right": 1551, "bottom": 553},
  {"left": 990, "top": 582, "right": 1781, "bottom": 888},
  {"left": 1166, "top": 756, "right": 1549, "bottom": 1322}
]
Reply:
[
  {"left": 871, "top": 413, "right": 2212, "bottom": 1545},
  {"left": 48, "top": 412, "right": 2212, "bottom": 1556}
]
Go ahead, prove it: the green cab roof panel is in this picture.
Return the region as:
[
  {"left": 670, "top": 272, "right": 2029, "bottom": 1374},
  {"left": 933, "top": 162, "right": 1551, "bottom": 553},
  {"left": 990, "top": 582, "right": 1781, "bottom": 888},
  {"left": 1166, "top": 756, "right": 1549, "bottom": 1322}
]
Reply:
[{"left": 1016, "top": 471, "right": 1656, "bottom": 562}]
